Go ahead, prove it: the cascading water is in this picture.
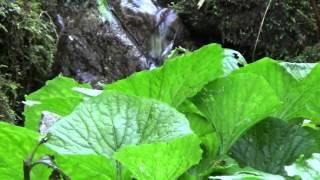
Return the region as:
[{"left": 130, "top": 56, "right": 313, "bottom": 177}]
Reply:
[
  {"left": 109, "top": 0, "right": 186, "bottom": 69},
  {"left": 149, "top": 8, "right": 182, "bottom": 66},
  {"left": 52, "top": 0, "right": 189, "bottom": 85}
]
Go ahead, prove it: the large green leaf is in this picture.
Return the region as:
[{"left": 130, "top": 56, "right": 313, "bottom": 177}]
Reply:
[
  {"left": 231, "top": 118, "right": 320, "bottom": 175},
  {"left": 56, "top": 155, "right": 118, "bottom": 180},
  {"left": 0, "top": 122, "right": 51, "bottom": 179},
  {"left": 233, "top": 58, "right": 296, "bottom": 99},
  {"left": 300, "top": 64, "right": 320, "bottom": 122},
  {"left": 193, "top": 73, "right": 281, "bottom": 154},
  {"left": 0, "top": 122, "right": 120, "bottom": 179},
  {"left": 185, "top": 132, "right": 220, "bottom": 178},
  {"left": 279, "top": 61, "right": 318, "bottom": 80},
  {"left": 183, "top": 155, "right": 285, "bottom": 180},
  {"left": 178, "top": 100, "right": 223, "bottom": 177},
  {"left": 104, "top": 44, "right": 224, "bottom": 107},
  {"left": 114, "top": 134, "right": 202, "bottom": 180},
  {"left": 46, "top": 91, "right": 193, "bottom": 157},
  {"left": 234, "top": 59, "right": 320, "bottom": 122},
  {"left": 24, "top": 75, "right": 91, "bottom": 131},
  {"left": 285, "top": 153, "right": 320, "bottom": 179},
  {"left": 184, "top": 113, "right": 214, "bottom": 138},
  {"left": 178, "top": 99, "right": 205, "bottom": 118}
]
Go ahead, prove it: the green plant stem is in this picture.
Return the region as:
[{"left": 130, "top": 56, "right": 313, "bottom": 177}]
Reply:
[
  {"left": 23, "top": 138, "right": 46, "bottom": 180},
  {"left": 252, "top": 0, "right": 273, "bottom": 60},
  {"left": 23, "top": 163, "right": 31, "bottom": 180},
  {"left": 31, "top": 160, "right": 70, "bottom": 180},
  {"left": 23, "top": 143, "right": 41, "bottom": 180},
  {"left": 116, "top": 161, "right": 122, "bottom": 180}
]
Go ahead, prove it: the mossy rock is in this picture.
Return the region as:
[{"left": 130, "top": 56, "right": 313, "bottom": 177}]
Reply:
[
  {"left": 166, "top": 0, "right": 317, "bottom": 61},
  {"left": 0, "top": 0, "right": 57, "bottom": 123}
]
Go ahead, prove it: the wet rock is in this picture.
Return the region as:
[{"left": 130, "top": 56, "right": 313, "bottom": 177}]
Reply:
[
  {"left": 43, "top": 0, "right": 189, "bottom": 85},
  {"left": 54, "top": 3, "right": 148, "bottom": 84},
  {"left": 167, "top": 0, "right": 317, "bottom": 61},
  {"left": 110, "top": 0, "right": 189, "bottom": 65}
]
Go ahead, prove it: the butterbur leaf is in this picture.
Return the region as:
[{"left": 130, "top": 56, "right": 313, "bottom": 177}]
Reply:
[
  {"left": 183, "top": 112, "right": 213, "bottom": 138},
  {"left": 285, "top": 153, "right": 320, "bottom": 179},
  {"left": 180, "top": 112, "right": 220, "bottom": 177},
  {"left": 47, "top": 91, "right": 193, "bottom": 158},
  {"left": 193, "top": 73, "right": 281, "bottom": 154},
  {"left": 231, "top": 118, "right": 320, "bottom": 175},
  {"left": 114, "top": 134, "right": 202, "bottom": 180},
  {"left": 184, "top": 155, "right": 274, "bottom": 179},
  {"left": 0, "top": 122, "right": 51, "bottom": 179},
  {"left": 56, "top": 155, "right": 119, "bottom": 180},
  {"left": 24, "top": 75, "right": 91, "bottom": 131},
  {"left": 105, "top": 44, "right": 224, "bottom": 107},
  {"left": 234, "top": 59, "right": 320, "bottom": 122},
  {"left": 279, "top": 61, "right": 318, "bottom": 80},
  {"left": 274, "top": 63, "right": 320, "bottom": 121},
  {"left": 300, "top": 64, "right": 320, "bottom": 122},
  {"left": 177, "top": 99, "right": 205, "bottom": 117},
  {"left": 186, "top": 132, "right": 220, "bottom": 177},
  {"left": 233, "top": 58, "right": 296, "bottom": 100},
  {"left": 0, "top": 123, "right": 119, "bottom": 179}
]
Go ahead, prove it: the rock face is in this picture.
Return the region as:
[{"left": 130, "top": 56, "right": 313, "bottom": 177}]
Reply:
[
  {"left": 45, "top": 0, "right": 189, "bottom": 85},
  {"left": 45, "top": 0, "right": 318, "bottom": 86},
  {"left": 160, "top": 0, "right": 317, "bottom": 61}
]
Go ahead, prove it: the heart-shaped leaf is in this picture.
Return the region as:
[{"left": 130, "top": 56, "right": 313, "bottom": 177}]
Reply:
[
  {"left": 193, "top": 73, "right": 281, "bottom": 154},
  {"left": 105, "top": 44, "right": 224, "bottom": 107},
  {"left": 47, "top": 91, "right": 193, "bottom": 157},
  {"left": 114, "top": 135, "right": 202, "bottom": 180}
]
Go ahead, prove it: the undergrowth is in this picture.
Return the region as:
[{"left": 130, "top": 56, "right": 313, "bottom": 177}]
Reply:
[{"left": 0, "top": 0, "right": 57, "bottom": 123}]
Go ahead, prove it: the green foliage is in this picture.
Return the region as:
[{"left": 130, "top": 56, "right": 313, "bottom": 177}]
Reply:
[
  {"left": 234, "top": 59, "right": 320, "bottom": 122},
  {"left": 193, "top": 73, "right": 281, "bottom": 155},
  {"left": 0, "top": 122, "right": 52, "bottom": 179},
  {"left": 231, "top": 118, "right": 320, "bottom": 175},
  {"left": 209, "top": 168, "right": 285, "bottom": 180},
  {"left": 285, "top": 153, "right": 320, "bottom": 179},
  {"left": 0, "top": 73, "right": 17, "bottom": 122},
  {"left": 104, "top": 44, "right": 225, "bottom": 107},
  {"left": 56, "top": 155, "right": 117, "bottom": 179},
  {"left": 289, "top": 43, "right": 320, "bottom": 63},
  {"left": 0, "top": 122, "right": 120, "bottom": 179},
  {"left": 46, "top": 91, "right": 195, "bottom": 156},
  {"left": 170, "top": 0, "right": 317, "bottom": 60},
  {"left": 1, "top": 43, "right": 320, "bottom": 179},
  {"left": 114, "top": 135, "right": 201, "bottom": 180},
  {"left": 24, "top": 75, "right": 91, "bottom": 131},
  {"left": 0, "top": 0, "right": 57, "bottom": 123}
]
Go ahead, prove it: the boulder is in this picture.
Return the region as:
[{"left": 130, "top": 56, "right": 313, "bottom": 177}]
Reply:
[{"left": 44, "top": 0, "right": 189, "bottom": 85}]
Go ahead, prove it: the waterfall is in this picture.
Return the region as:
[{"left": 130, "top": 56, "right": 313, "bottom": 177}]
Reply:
[{"left": 110, "top": 0, "right": 185, "bottom": 69}]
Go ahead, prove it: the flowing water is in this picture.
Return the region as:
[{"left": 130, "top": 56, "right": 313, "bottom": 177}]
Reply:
[
  {"left": 109, "top": 0, "right": 185, "bottom": 68},
  {"left": 53, "top": 0, "right": 187, "bottom": 84}
]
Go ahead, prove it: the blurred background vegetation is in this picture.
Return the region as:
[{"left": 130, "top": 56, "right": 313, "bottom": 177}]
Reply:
[
  {"left": 168, "top": 0, "right": 319, "bottom": 62},
  {"left": 0, "top": 0, "right": 57, "bottom": 124}
]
